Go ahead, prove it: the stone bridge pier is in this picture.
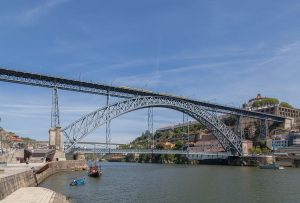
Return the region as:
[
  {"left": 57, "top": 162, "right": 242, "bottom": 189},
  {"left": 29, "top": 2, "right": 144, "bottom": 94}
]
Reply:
[{"left": 49, "top": 127, "right": 66, "bottom": 161}]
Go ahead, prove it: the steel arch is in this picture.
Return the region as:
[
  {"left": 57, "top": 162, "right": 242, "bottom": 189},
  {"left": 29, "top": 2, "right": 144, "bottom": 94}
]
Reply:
[{"left": 62, "top": 96, "right": 243, "bottom": 155}]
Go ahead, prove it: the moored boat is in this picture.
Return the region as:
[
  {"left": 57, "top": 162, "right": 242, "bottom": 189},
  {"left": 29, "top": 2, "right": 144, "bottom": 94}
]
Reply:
[
  {"left": 70, "top": 178, "right": 85, "bottom": 186},
  {"left": 258, "top": 163, "right": 284, "bottom": 170},
  {"left": 88, "top": 158, "right": 102, "bottom": 177},
  {"left": 88, "top": 165, "right": 102, "bottom": 177}
]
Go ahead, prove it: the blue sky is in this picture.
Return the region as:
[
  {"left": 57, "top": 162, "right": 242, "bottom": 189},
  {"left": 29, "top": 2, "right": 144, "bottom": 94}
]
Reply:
[{"left": 0, "top": 0, "right": 300, "bottom": 143}]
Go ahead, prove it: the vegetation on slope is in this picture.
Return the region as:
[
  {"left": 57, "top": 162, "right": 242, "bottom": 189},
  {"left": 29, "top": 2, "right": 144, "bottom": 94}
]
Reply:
[
  {"left": 252, "top": 98, "right": 279, "bottom": 108},
  {"left": 279, "top": 102, "right": 293, "bottom": 109}
]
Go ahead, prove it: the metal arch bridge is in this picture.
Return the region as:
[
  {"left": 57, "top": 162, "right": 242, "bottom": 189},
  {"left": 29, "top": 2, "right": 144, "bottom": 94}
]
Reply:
[
  {"left": 0, "top": 68, "right": 287, "bottom": 157},
  {"left": 63, "top": 96, "right": 243, "bottom": 155}
]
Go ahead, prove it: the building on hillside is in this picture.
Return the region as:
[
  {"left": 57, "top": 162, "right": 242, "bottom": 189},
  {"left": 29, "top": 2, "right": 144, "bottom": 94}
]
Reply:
[
  {"left": 243, "top": 94, "right": 300, "bottom": 130},
  {"left": 188, "top": 130, "right": 224, "bottom": 153},
  {"left": 189, "top": 140, "right": 224, "bottom": 153},
  {"left": 159, "top": 141, "right": 175, "bottom": 149},
  {"left": 155, "top": 125, "right": 174, "bottom": 133},
  {"left": 8, "top": 135, "right": 25, "bottom": 149},
  {"left": 253, "top": 105, "right": 300, "bottom": 120},
  {"left": 294, "top": 118, "right": 300, "bottom": 129},
  {"left": 156, "top": 121, "right": 224, "bottom": 152},
  {"left": 156, "top": 121, "right": 200, "bottom": 133},
  {"left": 267, "top": 132, "right": 300, "bottom": 151},
  {"left": 271, "top": 139, "right": 289, "bottom": 151},
  {"left": 9, "top": 135, "right": 24, "bottom": 143}
]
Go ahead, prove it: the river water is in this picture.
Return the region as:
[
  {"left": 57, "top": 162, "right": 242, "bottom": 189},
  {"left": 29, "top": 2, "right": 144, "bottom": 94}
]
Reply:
[{"left": 40, "top": 162, "right": 300, "bottom": 203}]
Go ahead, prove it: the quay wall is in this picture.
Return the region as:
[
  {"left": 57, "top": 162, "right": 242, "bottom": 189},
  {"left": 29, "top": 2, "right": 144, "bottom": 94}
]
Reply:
[
  {"left": 36, "top": 160, "right": 87, "bottom": 185},
  {"left": 0, "top": 170, "right": 36, "bottom": 200},
  {"left": 0, "top": 160, "right": 87, "bottom": 200}
]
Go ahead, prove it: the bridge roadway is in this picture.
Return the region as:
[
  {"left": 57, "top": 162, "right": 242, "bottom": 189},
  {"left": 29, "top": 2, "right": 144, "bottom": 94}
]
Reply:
[
  {"left": 36, "top": 141, "right": 124, "bottom": 146},
  {"left": 0, "top": 67, "right": 285, "bottom": 122},
  {"left": 74, "top": 148, "right": 232, "bottom": 156}
]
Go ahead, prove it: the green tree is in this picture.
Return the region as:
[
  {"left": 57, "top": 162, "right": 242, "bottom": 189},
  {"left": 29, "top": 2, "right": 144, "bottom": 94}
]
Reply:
[
  {"left": 261, "top": 147, "right": 270, "bottom": 154},
  {"left": 222, "top": 115, "right": 238, "bottom": 126},
  {"left": 174, "top": 141, "right": 183, "bottom": 150},
  {"left": 156, "top": 143, "right": 164, "bottom": 149},
  {"left": 279, "top": 102, "right": 293, "bottom": 109},
  {"left": 252, "top": 98, "right": 279, "bottom": 108}
]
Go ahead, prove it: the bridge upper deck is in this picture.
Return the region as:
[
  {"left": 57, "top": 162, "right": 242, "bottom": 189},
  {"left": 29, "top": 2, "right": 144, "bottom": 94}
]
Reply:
[{"left": 0, "top": 67, "right": 285, "bottom": 122}]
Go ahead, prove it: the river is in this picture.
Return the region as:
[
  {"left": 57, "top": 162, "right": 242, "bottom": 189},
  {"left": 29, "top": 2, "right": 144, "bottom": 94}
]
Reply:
[{"left": 40, "top": 162, "right": 300, "bottom": 203}]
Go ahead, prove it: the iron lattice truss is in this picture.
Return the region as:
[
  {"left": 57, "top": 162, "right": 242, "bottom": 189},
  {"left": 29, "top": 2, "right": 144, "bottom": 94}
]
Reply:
[
  {"left": 63, "top": 96, "right": 243, "bottom": 155},
  {"left": 0, "top": 67, "right": 285, "bottom": 122},
  {"left": 51, "top": 88, "right": 60, "bottom": 128}
]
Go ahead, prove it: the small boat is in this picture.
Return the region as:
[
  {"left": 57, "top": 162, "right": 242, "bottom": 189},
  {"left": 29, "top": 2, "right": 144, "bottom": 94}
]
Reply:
[
  {"left": 70, "top": 178, "right": 85, "bottom": 186},
  {"left": 88, "top": 165, "right": 102, "bottom": 177},
  {"left": 258, "top": 163, "right": 284, "bottom": 170},
  {"left": 88, "top": 145, "right": 102, "bottom": 177},
  {"left": 88, "top": 159, "right": 102, "bottom": 177}
]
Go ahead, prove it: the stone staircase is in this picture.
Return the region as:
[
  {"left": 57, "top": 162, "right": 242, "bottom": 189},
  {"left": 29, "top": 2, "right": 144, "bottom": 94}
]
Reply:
[{"left": 1, "top": 187, "right": 68, "bottom": 203}]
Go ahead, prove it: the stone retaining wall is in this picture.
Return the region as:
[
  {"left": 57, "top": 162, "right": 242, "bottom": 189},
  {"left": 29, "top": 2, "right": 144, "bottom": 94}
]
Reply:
[
  {"left": 36, "top": 160, "right": 87, "bottom": 185},
  {"left": 0, "top": 160, "right": 87, "bottom": 200},
  {"left": 0, "top": 170, "right": 36, "bottom": 199}
]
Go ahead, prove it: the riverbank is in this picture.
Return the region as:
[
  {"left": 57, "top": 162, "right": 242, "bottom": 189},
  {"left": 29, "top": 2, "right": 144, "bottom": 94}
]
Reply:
[{"left": 0, "top": 160, "right": 87, "bottom": 200}]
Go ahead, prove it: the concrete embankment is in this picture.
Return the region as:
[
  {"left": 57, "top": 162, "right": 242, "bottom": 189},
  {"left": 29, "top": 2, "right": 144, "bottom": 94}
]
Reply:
[
  {"left": 1, "top": 187, "right": 67, "bottom": 203},
  {"left": 0, "top": 160, "right": 87, "bottom": 201}
]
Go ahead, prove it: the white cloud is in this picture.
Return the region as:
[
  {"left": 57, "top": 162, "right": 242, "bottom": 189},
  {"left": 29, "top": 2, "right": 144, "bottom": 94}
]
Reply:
[{"left": 16, "top": 0, "right": 69, "bottom": 25}]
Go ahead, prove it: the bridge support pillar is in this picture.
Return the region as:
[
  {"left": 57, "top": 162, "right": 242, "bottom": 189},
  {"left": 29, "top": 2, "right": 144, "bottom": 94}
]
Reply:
[
  {"left": 242, "top": 140, "right": 253, "bottom": 156},
  {"left": 49, "top": 127, "right": 66, "bottom": 161},
  {"left": 49, "top": 126, "right": 65, "bottom": 157},
  {"left": 236, "top": 116, "right": 244, "bottom": 140},
  {"left": 259, "top": 119, "right": 269, "bottom": 140},
  {"left": 73, "top": 151, "right": 85, "bottom": 160},
  {"left": 106, "top": 90, "right": 111, "bottom": 149},
  {"left": 49, "top": 126, "right": 63, "bottom": 150}
]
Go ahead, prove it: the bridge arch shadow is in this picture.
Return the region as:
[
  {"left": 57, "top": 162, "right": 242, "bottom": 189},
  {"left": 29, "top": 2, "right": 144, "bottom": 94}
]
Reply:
[{"left": 62, "top": 96, "right": 242, "bottom": 155}]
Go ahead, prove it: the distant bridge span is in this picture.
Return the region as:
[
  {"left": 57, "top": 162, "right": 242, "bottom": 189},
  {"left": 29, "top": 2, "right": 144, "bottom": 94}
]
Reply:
[{"left": 74, "top": 148, "right": 231, "bottom": 157}]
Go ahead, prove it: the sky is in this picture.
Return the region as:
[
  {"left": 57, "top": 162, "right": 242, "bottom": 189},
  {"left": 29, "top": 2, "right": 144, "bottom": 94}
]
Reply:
[{"left": 0, "top": 0, "right": 300, "bottom": 143}]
